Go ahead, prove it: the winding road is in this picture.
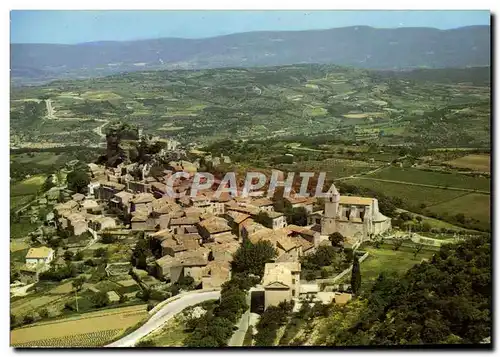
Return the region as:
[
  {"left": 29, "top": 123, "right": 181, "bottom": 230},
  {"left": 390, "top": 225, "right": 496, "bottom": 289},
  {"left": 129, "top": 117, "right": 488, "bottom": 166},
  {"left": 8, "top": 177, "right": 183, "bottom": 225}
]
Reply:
[{"left": 106, "top": 290, "right": 220, "bottom": 347}]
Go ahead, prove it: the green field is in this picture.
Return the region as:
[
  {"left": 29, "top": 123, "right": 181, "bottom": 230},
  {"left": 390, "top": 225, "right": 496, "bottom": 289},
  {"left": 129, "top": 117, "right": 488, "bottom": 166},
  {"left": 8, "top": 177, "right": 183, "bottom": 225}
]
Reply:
[
  {"left": 345, "top": 178, "right": 466, "bottom": 208},
  {"left": 397, "top": 209, "right": 477, "bottom": 232},
  {"left": 355, "top": 244, "right": 436, "bottom": 291},
  {"left": 369, "top": 166, "right": 490, "bottom": 192},
  {"left": 427, "top": 193, "right": 490, "bottom": 231},
  {"left": 10, "top": 175, "right": 46, "bottom": 197}
]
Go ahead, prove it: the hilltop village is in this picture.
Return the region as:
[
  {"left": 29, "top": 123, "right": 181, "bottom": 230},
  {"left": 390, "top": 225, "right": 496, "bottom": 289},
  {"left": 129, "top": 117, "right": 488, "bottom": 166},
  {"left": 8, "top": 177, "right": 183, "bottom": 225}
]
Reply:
[{"left": 13, "top": 122, "right": 393, "bottom": 316}]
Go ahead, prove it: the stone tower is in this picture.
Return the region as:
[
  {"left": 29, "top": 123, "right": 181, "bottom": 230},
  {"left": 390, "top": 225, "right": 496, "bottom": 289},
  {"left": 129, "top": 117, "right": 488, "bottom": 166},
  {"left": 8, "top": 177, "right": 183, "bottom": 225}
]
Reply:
[{"left": 321, "top": 186, "right": 340, "bottom": 236}]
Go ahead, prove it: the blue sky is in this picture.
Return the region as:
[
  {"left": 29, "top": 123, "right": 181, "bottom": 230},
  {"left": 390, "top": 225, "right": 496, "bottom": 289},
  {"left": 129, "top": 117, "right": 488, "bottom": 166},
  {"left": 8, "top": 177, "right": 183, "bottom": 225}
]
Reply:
[{"left": 11, "top": 10, "right": 490, "bottom": 44}]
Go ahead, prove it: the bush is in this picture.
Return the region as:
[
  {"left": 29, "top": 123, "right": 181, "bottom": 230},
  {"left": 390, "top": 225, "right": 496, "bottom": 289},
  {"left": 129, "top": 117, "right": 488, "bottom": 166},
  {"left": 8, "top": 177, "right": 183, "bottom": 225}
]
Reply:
[
  {"left": 94, "top": 248, "right": 107, "bottom": 258},
  {"left": 254, "top": 301, "right": 293, "bottom": 346},
  {"left": 64, "top": 250, "right": 74, "bottom": 261},
  {"left": 101, "top": 233, "right": 118, "bottom": 244},
  {"left": 91, "top": 291, "right": 109, "bottom": 308},
  {"left": 39, "top": 308, "right": 49, "bottom": 318},
  {"left": 23, "top": 315, "right": 34, "bottom": 325}
]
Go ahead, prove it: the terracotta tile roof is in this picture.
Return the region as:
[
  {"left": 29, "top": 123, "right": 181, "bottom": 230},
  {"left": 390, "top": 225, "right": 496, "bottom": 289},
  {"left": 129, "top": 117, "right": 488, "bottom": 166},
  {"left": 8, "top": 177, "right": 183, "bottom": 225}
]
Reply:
[
  {"left": 115, "top": 191, "right": 134, "bottom": 204},
  {"left": 340, "top": 196, "right": 373, "bottom": 206},
  {"left": 263, "top": 263, "right": 292, "bottom": 288},
  {"left": 170, "top": 216, "right": 200, "bottom": 226},
  {"left": 26, "top": 246, "right": 53, "bottom": 259},
  {"left": 150, "top": 229, "right": 173, "bottom": 241},
  {"left": 198, "top": 217, "right": 231, "bottom": 234},
  {"left": 131, "top": 193, "right": 155, "bottom": 204},
  {"left": 251, "top": 198, "right": 274, "bottom": 207},
  {"left": 131, "top": 212, "right": 148, "bottom": 222},
  {"left": 225, "top": 211, "right": 251, "bottom": 224},
  {"left": 285, "top": 225, "right": 316, "bottom": 237},
  {"left": 100, "top": 181, "right": 125, "bottom": 190}
]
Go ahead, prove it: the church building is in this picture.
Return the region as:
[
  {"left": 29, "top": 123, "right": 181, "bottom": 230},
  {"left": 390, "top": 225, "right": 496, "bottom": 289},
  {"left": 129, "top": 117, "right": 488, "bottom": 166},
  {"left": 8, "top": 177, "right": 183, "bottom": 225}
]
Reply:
[{"left": 320, "top": 187, "right": 391, "bottom": 242}]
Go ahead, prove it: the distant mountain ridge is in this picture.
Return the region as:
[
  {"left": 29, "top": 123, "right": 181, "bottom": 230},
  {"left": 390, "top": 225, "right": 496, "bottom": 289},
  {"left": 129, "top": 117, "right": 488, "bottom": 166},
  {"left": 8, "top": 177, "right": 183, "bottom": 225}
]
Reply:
[{"left": 10, "top": 25, "right": 490, "bottom": 85}]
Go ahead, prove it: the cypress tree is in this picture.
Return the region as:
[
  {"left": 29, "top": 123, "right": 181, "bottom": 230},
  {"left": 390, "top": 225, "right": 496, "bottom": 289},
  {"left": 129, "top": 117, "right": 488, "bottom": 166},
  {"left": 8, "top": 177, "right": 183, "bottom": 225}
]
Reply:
[{"left": 351, "top": 254, "right": 361, "bottom": 296}]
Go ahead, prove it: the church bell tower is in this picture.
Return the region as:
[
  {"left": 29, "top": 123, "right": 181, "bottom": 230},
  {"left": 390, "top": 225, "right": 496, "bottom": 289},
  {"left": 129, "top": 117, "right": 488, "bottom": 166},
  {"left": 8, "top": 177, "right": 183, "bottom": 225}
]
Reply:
[{"left": 321, "top": 186, "right": 340, "bottom": 235}]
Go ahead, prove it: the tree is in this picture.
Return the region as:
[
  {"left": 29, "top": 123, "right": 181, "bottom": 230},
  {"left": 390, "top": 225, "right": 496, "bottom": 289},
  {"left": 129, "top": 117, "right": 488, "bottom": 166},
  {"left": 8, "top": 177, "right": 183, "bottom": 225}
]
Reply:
[
  {"left": 392, "top": 239, "right": 403, "bottom": 251},
  {"left": 131, "top": 233, "right": 150, "bottom": 269},
  {"left": 455, "top": 213, "right": 466, "bottom": 224},
  {"left": 177, "top": 276, "right": 195, "bottom": 291},
  {"left": 329, "top": 232, "right": 345, "bottom": 247},
  {"left": 72, "top": 276, "right": 86, "bottom": 312},
  {"left": 325, "top": 235, "right": 491, "bottom": 345},
  {"left": 91, "top": 291, "right": 109, "bottom": 308},
  {"left": 254, "top": 211, "right": 273, "bottom": 228},
  {"left": 136, "top": 339, "right": 156, "bottom": 347},
  {"left": 351, "top": 254, "right": 361, "bottom": 296},
  {"left": 66, "top": 168, "right": 90, "bottom": 194},
  {"left": 290, "top": 207, "right": 308, "bottom": 226},
  {"left": 94, "top": 248, "right": 108, "bottom": 258},
  {"left": 101, "top": 232, "right": 118, "bottom": 244},
  {"left": 10, "top": 314, "right": 17, "bottom": 330},
  {"left": 413, "top": 243, "right": 424, "bottom": 258},
  {"left": 63, "top": 250, "right": 74, "bottom": 261},
  {"left": 39, "top": 308, "right": 49, "bottom": 318},
  {"left": 74, "top": 251, "right": 84, "bottom": 261},
  {"left": 399, "top": 212, "right": 413, "bottom": 221},
  {"left": 23, "top": 314, "right": 34, "bottom": 325},
  {"left": 231, "top": 240, "right": 277, "bottom": 277}
]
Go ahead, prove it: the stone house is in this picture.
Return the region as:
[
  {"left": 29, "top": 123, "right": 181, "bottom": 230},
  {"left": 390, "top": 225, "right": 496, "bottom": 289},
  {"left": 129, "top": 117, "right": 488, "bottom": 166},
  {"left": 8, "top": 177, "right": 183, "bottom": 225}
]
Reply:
[
  {"left": 67, "top": 212, "right": 88, "bottom": 236},
  {"left": 111, "top": 191, "right": 134, "bottom": 214},
  {"left": 127, "top": 180, "right": 151, "bottom": 194},
  {"left": 268, "top": 211, "right": 287, "bottom": 230},
  {"left": 262, "top": 262, "right": 301, "bottom": 310},
  {"left": 250, "top": 197, "right": 275, "bottom": 212},
  {"left": 25, "top": 246, "right": 54, "bottom": 266},
  {"left": 169, "top": 216, "right": 200, "bottom": 235},
  {"left": 95, "top": 181, "right": 125, "bottom": 201},
  {"left": 284, "top": 196, "right": 315, "bottom": 214},
  {"left": 202, "top": 260, "right": 231, "bottom": 289},
  {"left": 130, "top": 193, "right": 155, "bottom": 214},
  {"left": 130, "top": 212, "right": 156, "bottom": 231},
  {"left": 224, "top": 211, "right": 251, "bottom": 238},
  {"left": 81, "top": 199, "right": 102, "bottom": 214},
  {"left": 89, "top": 216, "right": 116, "bottom": 232},
  {"left": 197, "top": 216, "right": 232, "bottom": 242},
  {"left": 155, "top": 249, "right": 209, "bottom": 284}
]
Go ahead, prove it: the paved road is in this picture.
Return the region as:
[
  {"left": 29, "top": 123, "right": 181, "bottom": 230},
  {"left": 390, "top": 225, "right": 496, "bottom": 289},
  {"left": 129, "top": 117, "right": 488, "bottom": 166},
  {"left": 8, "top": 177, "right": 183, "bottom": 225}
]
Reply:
[
  {"left": 93, "top": 119, "right": 109, "bottom": 139},
  {"left": 45, "top": 99, "right": 55, "bottom": 119},
  {"left": 228, "top": 309, "right": 250, "bottom": 346},
  {"left": 106, "top": 290, "right": 220, "bottom": 347}
]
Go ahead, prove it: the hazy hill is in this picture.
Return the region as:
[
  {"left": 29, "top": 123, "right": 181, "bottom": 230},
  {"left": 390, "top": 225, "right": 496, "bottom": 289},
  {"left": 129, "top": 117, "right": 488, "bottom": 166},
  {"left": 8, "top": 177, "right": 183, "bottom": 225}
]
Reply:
[{"left": 11, "top": 25, "right": 490, "bottom": 85}]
